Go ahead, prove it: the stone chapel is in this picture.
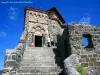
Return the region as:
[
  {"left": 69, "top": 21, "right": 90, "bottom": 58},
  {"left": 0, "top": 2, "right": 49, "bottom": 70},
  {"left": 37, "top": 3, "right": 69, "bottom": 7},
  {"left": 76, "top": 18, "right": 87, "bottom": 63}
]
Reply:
[{"left": 2, "top": 6, "right": 100, "bottom": 75}]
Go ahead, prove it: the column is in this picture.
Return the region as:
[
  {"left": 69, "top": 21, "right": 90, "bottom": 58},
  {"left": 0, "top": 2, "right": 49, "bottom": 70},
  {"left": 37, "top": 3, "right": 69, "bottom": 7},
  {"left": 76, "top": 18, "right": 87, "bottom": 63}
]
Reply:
[
  {"left": 42, "top": 34, "right": 46, "bottom": 47},
  {"left": 32, "top": 34, "right": 35, "bottom": 47},
  {"left": 45, "top": 35, "right": 48, "bottom": 47}
]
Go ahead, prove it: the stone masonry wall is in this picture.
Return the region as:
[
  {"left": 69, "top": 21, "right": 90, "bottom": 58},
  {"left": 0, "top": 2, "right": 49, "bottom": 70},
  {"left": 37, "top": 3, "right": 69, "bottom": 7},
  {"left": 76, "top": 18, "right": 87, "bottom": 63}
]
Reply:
[{"left": 67, "top": 23, "right": 100, "bottom": 70}]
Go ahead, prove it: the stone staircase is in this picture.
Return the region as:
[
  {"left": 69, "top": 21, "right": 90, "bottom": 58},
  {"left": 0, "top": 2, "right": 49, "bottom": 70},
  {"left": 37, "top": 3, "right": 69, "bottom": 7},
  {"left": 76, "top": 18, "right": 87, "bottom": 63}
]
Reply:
[{"left": 16, "top": 47, "right": 62, "bottom": 75}]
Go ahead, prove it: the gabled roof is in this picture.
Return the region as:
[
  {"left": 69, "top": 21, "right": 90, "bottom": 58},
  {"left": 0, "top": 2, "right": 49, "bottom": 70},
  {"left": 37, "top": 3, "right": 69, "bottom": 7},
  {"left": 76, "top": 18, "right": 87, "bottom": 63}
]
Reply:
[{"left": 48, "top": 7, "right": 66, "bottom": 24}]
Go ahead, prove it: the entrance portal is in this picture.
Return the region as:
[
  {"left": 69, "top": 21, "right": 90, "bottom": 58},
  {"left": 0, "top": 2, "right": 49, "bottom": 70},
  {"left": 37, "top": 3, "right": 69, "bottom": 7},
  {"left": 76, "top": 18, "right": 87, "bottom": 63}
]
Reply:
[{"left": 35, "top": 36, "right": 42, "bottom": 47}]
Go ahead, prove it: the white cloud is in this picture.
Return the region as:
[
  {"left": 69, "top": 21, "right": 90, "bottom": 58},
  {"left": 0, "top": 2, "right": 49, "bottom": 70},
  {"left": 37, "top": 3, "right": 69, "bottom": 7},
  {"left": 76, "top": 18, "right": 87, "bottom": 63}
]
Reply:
[
  {"left": 0, "top": 32, "right": 7, "bottom": 37},
  {"left": 7, "top": 7, "right": 18, "bottom": 20},
  {"left": 3, "top": 25, "right": 10, "bottom": 29},
  {"left": 80, "top": 17, "right": 91, "bottom": 24}
]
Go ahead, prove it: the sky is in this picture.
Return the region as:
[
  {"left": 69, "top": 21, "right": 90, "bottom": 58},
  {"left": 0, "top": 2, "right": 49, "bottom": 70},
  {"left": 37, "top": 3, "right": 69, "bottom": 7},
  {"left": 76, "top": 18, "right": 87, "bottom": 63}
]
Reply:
[{"left": 0, "top": 0, "right": 100, "bottom": 70}]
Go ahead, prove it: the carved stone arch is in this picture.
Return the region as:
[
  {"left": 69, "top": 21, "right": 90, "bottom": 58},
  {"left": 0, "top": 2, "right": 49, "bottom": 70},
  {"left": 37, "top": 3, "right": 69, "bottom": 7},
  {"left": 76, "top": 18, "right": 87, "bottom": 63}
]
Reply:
[
  {"left": 36, "top": 25, "right": 45, "bottom": 30},
  {"left": 36, "top": 25, "right": 41, "bottom": 28},
  {"left": 31, "top": 25, "right": 46, "bottom": 34},
  {"left": 36, "top": 26, "right": 41, "bottom": 31},
  {"left": 35, "top": 26, "right": 41, "bottom": 32},
  {"left": 33, "top": 24, "right": 41, "bottom": 28},
  {"left": 31, "top": 27, "right": 36, "bottom": 33},
  {"left": 41, "top": 29, "right": 45, "bottom": 34},
  {"left": 32, "top": 27, "right": 36, "bottom": 29}
]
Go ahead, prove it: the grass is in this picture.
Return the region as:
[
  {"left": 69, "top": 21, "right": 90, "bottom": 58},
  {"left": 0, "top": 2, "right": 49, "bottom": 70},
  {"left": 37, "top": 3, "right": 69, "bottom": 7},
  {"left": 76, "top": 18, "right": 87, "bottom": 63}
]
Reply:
[{"left": 76, "top": 65, "right": 87, "bottom": 75}]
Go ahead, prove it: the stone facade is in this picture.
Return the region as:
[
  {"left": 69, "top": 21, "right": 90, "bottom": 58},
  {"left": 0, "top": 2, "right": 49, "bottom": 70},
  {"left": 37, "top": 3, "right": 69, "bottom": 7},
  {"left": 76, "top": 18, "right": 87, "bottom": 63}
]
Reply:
[
  {"left": 63, "top": 23, "right": 100, "bottom": 74},
  {"left": 3, "top": 7, "right": 65, "bottom": 75},
  {"left": 2, "top": 6, "right": 100, "bottom": 75},
  {"left": 67, "top": 23, "right": 100, "bottom": 69}
]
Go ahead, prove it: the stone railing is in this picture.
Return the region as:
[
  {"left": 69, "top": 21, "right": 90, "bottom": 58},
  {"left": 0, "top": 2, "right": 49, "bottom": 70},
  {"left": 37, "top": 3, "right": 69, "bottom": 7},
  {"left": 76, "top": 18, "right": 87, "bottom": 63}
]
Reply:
[{"left": 16, "top": 31, "right": 28, "bottom": 64}]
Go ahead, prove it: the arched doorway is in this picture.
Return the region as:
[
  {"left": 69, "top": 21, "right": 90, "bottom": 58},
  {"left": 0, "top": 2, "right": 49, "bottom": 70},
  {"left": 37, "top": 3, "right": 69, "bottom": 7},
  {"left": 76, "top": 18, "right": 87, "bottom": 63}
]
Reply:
[
  {"left": 35, "top": 35, "right": 42, "bottom": 47},
  {"left": 31, "top": 25, "right": 46, "bottom": 47}
]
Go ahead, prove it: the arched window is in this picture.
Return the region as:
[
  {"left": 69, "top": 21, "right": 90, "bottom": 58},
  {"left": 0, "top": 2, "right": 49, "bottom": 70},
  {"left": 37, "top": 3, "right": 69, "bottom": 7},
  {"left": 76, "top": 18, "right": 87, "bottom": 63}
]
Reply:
[
  {"left": 12, "top": 54, "right": 16, "bottom": 60},
  {"left": 82, "top": 37, "right": 88, "bottom": 48}
]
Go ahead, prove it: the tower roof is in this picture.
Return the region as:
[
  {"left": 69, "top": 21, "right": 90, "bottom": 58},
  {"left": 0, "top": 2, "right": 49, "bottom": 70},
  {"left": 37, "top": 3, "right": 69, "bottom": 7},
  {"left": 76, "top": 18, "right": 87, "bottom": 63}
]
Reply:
[{"left": 48, "top": 7, "right": 66, "bottom": 23}]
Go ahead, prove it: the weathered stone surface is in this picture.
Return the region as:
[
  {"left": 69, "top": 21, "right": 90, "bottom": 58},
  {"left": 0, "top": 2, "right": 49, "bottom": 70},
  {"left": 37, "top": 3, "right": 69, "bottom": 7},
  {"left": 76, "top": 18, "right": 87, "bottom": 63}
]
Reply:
[
  {"left": 86, "top": 67, "right": 100, "bottom": 75},
  {"left": 64, "top": 54, "right": 80, "bottom": 75},
  {"left": 3, "top": 7, "right": 65, "bottom": 75}
]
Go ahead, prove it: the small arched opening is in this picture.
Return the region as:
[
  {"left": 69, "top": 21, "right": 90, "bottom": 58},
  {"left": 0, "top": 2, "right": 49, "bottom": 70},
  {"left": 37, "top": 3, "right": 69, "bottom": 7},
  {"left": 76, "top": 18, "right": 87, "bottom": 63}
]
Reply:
[{"left": 82, "top": 34, "right": 94, "bottom": 48}]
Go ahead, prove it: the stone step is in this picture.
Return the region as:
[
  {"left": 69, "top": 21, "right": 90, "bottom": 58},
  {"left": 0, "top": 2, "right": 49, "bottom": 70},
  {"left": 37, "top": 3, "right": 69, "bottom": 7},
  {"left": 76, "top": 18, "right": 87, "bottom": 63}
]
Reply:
[
  {"left": 22, "top": 56, "right": 55, "bottom": 60},
  {"left": 18, "top": 67, "right": 62, "bottom": 73},
  {"left": 26, "top": 47, "right": 53, "bottom": 51},
  {"left": 22, "top": 58, "right": 55, "bottom": 61},
  {"left": 17, "top": 72, "right": 60, "bottom": 75},
  {"left": 20, "top": 61, "right": 56, "bottom": 63},
  {"left": 21, "top": 61, "right": 56, "bottom": 63},
  {"left": 20, "top": 62, "right": 56, "bottom": 65},
  {"left": 23, "top": 53, "right": 55, "bottom": 57},
  {"left": 21, "top": 58, "right": 56, "bottom": 62},
  {"left": 19, "top": 65, "right": 58, "bottom": 68},
  {"left": 25, "top": 49, "right": 54, "bottom": 51},
  {"left": 27, "top": 47, "right": 53, "bottom": 49},
  {"left": 23, "top": 47, "right": 56, "bottom": 56},
  {"left": 16, "top": 47, "right": 62, "bottom": 75},
  {"left": 20, "top": 63, "right": 57, "bottom": 67},
  {"left": 23, "top": 55, "right": 55, "bottom": 58},
  {"left": 17, "top": 73, "right": 59, "bottom": 75},
  {"left": 24, "top": 51, "right": 55, "bottom": 54}
]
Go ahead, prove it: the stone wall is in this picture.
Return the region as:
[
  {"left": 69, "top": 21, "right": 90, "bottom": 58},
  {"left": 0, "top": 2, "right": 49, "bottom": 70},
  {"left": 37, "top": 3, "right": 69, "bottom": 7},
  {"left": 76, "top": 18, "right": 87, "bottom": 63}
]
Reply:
[
  {"left": 48, "top": 17, "right": 64, "bottom": 43},
  {"left": 67, "top": 23, "right": 100, "bottom": 71}
]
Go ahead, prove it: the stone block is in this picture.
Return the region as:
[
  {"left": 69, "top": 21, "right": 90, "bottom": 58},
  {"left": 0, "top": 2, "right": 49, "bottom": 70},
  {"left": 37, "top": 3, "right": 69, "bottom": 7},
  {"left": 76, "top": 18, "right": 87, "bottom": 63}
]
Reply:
[
  {"left": 82, "top": 58, "right": 86, "bottom": 62},
  {"left": 79, "top": 59, "right": 82, "bottom": 62},
  {"left": 68, "top": 25, "right": 74, "bottom": 30},
  {"left": 88, "top": 63, "right": 94, "bottom": 66},
  {"left": 94, "top": 62, "right": 100, "bottom": 66},
  {"left": 81, "top": 63, "right": 88, "bottom": 67},
  {"left": 81, "top": 55, "right": 87, "bottom": 58},
  {"left": 81, "top": 50, "right": 84, "bottom": 54},
  {"left": 30, "top": 70, "right": 40, "bottom": 73},
  {"left": 96, "top": 66, "right": 100, "bottom": 70},
  {"left": 86, "top": 58, "right": 90, "bottom": 62},
  {"left": 90, "top": 58, "right": 96, "bottom": 62},
  {"left": 88, "top": 54, "right": 92, "bottom": 57},
  {"left": 93, "top": 54, "right": 98, "bottom": 57}
]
